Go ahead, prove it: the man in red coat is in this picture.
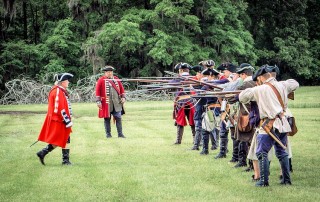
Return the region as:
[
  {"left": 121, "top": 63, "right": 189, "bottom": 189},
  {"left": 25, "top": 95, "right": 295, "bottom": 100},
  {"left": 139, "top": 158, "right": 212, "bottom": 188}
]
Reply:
[
  {"left": 96, "top": 66, "right": 126, "bottom": 138},
  {"left": 172, "top": 62, "right": 196, "bottom": 144},
  {"left": 37, "top": 73, "right": 73, "bottom": 165}
]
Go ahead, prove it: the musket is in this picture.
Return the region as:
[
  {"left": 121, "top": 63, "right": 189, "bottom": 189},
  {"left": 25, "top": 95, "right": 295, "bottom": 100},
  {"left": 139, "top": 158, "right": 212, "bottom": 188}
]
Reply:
[
  {"left": 106, "top": 78, "right": 173, "bottom": 83},
  {"left": 164, "top": 71, "right": 223, "bottom": 90},
  {"left": 191, "top": 90, "right": 242, "bottom": 99},
  {"left": 138, "top": 81, "right": 202, "bottom": 89},
  {"left": 132, "top": 85, "right": 192, "bottom": 93},
  {"left": 122, "top": 78, "right": 174, "bottom": 83},
  {"left": 197, "top": 90, "right": 242, "bottom": 95},
  {"left": 136, "top": 76, "right": 192, "bottom": 79},
  {"left": 139, "top": 84, "right": 191, "bottom": 90}
]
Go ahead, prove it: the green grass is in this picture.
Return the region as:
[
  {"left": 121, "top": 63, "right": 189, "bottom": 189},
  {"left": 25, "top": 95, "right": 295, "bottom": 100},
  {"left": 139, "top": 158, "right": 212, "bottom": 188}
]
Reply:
[{"left": 0, "top": 86, "right": 320, "bottom": 201}]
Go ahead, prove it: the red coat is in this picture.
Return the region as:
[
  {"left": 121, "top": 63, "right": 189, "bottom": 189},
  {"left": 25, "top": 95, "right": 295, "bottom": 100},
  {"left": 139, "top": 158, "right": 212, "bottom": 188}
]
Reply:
[
  {"left": 38, "top": 86, "right": 72, "bottom": 148},
  {"left": 173, "top": 90, "right": 195, "bottom": 126},
  {"left": 95, "top": 76, "right": 125, "bottom": 118}
]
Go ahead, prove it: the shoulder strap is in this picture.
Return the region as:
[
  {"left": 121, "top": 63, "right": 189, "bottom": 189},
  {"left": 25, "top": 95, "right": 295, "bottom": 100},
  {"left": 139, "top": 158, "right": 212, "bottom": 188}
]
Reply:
[{"left": 265, "top": 82, "right": 284, "bottom": 109}]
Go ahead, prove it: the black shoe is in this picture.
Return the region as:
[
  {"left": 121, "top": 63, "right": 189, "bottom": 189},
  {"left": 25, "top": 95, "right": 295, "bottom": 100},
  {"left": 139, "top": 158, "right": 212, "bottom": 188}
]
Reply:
[
  {"left": 191, "top": 146, "right": 199, "bottom": 150},
  {"left": 234, "top": 162, "right": 247, "bottom": 168},
  {"left": 255, "top": 180, "right": 269, "bottom": 187},
  {"left": 280, "top": 181, "right": 292, "bottom": 185},
  {"left": 106, "top": 134, "right": 112, "bottom": 138},
  {"left": 118, "top": 134, "right": 126, "bottom": 138},
  {"left": 62, "top": 161, "right": 72, "bottom": 166},
  {"left": 214, "top": 153, "right": 226, "bottom": 159},
  {"left": 200, "top": 149, "right": 209, "bottom": 155},
  {"left": 252, "top": 175, "right": 260, "bottom": 182},
  {"left": 229, "top": 158, "right": 238, "bottom": 163}
]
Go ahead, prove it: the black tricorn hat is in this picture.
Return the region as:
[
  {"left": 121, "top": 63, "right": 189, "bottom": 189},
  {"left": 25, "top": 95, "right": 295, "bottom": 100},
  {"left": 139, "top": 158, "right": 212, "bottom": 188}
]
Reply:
[
  {"left": 236, "top": 63, "right": 255, "bottom": 74},
  {"left": 192, "top": 65, "right": 204, "bottom": 73},
  {"left": 217, "top": 63, "right": 238, "bottom": 73},
  {"left": 201, "top": 68, "right": 219, "bottom": 76},
  {"left": 174, "top": 62, "right": 191, "bottom": 70},
  {"left": 201, "top": 69, "right": 212, "bottom": 76},
  {"left": 102, "top": 65, "right": 115, "bottom": 72},
  {"left": 211, "top": 68, "right": 220, "bottom": 75},
  {"left": 252, "top": 65, "right": 280, "bottom": 81},
  {"left": 55, "top": 73, "right": 73, "bottom": 82}
]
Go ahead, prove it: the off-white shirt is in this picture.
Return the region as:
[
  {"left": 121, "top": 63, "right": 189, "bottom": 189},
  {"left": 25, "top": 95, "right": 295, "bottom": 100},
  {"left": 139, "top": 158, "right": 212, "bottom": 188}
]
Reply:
[{"left": 239, "top": 77, "right": 299, "bottom": 133}]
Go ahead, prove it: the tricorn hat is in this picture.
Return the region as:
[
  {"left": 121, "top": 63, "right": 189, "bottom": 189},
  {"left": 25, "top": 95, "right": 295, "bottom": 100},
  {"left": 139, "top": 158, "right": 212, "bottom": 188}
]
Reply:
[
  {"left": 201, "top": 68, "right": 219, "bottom": 76},
  {"left": 211, "top": 68, "right": 220, "bottom": 76},
  {"left": 217, "top": 63, "right": 238, "bottom": 73},
  {"left": 201, "top": 69, "right": 212, "bottom": 76},
  {"left": 174, "top": 62, "right": 192, "bottom": 70},
  {"left": 236, "top": 63, "right": 255, "bottom": 74},
  {"left": 55, "top": 73, "right": 73, "bottom": 82},
  {"left": 252, "top": 64, "right": 280, "bottom": 81},
  {"left": 192, "top": 65, "right": 204, "bottom": 73},
  {"left": 102, "top": 65, "right": 115, "bottom": 72},
  {"left": 205, "top": 60, "right": 215, "bottom": 67}
]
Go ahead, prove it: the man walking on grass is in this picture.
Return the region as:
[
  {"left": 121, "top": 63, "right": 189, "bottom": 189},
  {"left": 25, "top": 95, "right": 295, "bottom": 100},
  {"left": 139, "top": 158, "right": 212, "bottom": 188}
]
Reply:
[{"left": 95, "top": 66, "right": 126, "bottom": 139}]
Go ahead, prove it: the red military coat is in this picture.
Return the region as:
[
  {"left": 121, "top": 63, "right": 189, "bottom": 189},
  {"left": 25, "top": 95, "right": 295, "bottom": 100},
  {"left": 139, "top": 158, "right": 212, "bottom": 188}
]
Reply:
[
  {"left": 38, "top": 85, "right": 72, "bottom": 148},
  {"left": 95, "top": 76, "right": 125, "bottom": 118},
  {"left": 173, "top": 90, "right": 195, "bottom": 126}
]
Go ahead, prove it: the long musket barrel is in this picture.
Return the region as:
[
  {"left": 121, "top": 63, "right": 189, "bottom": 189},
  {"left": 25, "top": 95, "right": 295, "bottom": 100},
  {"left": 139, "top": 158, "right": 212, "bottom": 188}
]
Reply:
[
  {"left": 164, "top": 71, "right": 223, "bottom": 90},
  {"left": 196, "top": 90, "right": 242, "bottom": 95},
  {"left": 132, "top": 85, "right": 195, "bottom": 93},
  {"left": 190, "top": 90, "right": 242, "bottom": 98}
]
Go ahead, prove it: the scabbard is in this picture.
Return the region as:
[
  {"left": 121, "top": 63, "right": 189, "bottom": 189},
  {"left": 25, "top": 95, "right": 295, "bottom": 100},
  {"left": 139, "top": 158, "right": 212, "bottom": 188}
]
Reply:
[{"left": 261, "top": 119, "right": 286, "bottom": 149}]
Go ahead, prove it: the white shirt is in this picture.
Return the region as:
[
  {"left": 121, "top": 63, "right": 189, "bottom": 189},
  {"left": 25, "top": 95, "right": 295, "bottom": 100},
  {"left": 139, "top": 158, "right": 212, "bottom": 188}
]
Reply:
[{"left": 239, "top": 77, "right": 299, "bottom": 133}]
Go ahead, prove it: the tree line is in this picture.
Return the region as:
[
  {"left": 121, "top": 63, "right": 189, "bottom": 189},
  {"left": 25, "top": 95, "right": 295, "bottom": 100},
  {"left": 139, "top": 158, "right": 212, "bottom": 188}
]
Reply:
[{"left": 1, "top": 0, "right": 319, "bottom": 96}]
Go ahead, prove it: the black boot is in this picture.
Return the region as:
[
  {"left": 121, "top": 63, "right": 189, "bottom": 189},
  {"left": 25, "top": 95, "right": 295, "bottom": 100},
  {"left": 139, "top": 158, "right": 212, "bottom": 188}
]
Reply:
[
  {"left": 235, "top": 141, "right": 248, "bottom": 168},
  {"left": 191, "top": 128, "right": 201, "bottom": 150},
  {"left": 279, "top": 156, "right": 292, "bottom": 185},
  {"left": 200, "top": 131, "right": 209, "bottom": 155},
  {"left": 115, "top": 117, "right": 126, "bottom": 138},
  {"left": 215, "top": 138, "right": 228, "bottom": 159},
  {"left": 230, "top": 139, "right": 239, "bottom": 163},
  {"left": 104, "top": 118, "right": 112, "bottom": 138},
  {"left": 174, "top": 125, "right": 184, "bottom": 144},
  {"left": 36, "top": 144, "right": 55, "bottom": 165},
  {"left": 255, "top": 153, "right": 269, "bottom": 187},
  {"left": 62, "top": 149, "right": 72, "bottom": 165}
]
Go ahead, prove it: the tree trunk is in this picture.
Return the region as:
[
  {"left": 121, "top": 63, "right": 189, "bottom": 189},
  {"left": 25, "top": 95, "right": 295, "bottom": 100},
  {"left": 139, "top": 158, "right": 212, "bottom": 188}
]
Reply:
[{"left": 23, "top": 1, "right": 27, "bottom": 40}]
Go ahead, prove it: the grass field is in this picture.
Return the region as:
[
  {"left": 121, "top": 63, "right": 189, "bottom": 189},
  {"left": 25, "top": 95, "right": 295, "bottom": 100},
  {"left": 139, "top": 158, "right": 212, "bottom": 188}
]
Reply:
[{"left": 1, "top": 86, "right": 320, "bottom": 201}]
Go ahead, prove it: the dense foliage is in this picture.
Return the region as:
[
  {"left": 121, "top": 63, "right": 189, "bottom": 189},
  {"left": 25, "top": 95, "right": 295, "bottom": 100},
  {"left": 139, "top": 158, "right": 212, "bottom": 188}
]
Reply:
[{"left": 1, "top": 0, "right": 319, "bottom": 95}]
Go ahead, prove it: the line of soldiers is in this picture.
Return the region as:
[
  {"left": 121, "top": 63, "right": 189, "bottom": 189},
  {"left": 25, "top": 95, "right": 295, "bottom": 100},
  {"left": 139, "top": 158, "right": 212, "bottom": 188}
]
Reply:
[{"left": 172, "top": 60, "right": 299, "bottom": 187}]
